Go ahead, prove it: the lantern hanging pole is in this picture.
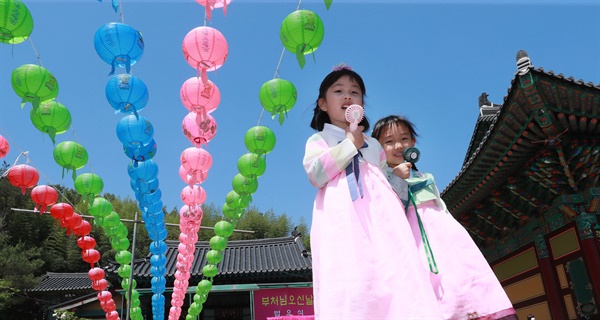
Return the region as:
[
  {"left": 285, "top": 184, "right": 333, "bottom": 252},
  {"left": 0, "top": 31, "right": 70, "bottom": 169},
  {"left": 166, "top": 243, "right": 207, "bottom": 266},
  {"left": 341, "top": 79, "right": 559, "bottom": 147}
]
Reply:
[{"left": 9, "top": 208, "right": 255, "bottom": 234}]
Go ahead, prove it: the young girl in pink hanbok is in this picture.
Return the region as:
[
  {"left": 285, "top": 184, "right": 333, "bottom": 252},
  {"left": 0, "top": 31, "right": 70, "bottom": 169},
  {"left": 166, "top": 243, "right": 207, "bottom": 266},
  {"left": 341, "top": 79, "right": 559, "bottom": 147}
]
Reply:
[
  {"left": 372, "top": 115, "right": 518, "bottom": 320},
  {"left": 303, "top": 65, "right": 443, "bottom": 320}
]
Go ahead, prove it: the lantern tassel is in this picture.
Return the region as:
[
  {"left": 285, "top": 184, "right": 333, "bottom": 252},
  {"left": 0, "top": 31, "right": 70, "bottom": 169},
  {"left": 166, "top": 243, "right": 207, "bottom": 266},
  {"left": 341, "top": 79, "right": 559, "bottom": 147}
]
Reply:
[
  {"left": 223, "top": 1, "right": 228, "bottom": 16},
  {"left": 295, "top": 48, "right": 306, "bottom": 69},
  {"left": 111, "top": 0, "right": 119, "bottom": 12},
  {"left": 324, "top": 0, "right": 332, "bottom": 9},
  {"left": 20, "top": 97, "right": 27, "bottom": 109},
  {"left": 205, "top": 5, "right": 213, "bottom": 20},
  {"left": 200, "top": 69, "right": 209, "bottom": 84}
]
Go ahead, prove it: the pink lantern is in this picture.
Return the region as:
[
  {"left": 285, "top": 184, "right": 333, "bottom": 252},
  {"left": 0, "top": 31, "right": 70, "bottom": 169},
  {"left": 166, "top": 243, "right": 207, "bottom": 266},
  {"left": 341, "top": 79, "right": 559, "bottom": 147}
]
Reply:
[
  {"left": 180, "top": 77, "right": 221, "bottom": 115},
  {"left": 179, "top": 165, "right": 208, "bottom": 186},
  {"left": 30, "top": 185, "right": 59, "bottom": 213},
  {"left": 196, "top": 0, "right": 231, "bottom": 20},
  {"left": 7, "top": 164, "right": 39, "bottom": 195},
  {"left": 182, "top": 26, "right": 228, "bottom": 82},
  {"left": 179, "top": 204, "right": 203, "bottom": 223},
  {"left": 0, "top": 135, "right": 9, "bottom": 158},
  {"left": 182, "top": 111, "right": 217, "bottom": 147},
  {"left": 181, "top": 185, "right": 207, "bottom": 206},
  {"left": 180, "top": 147, "right": 212, "bottom": 185}
]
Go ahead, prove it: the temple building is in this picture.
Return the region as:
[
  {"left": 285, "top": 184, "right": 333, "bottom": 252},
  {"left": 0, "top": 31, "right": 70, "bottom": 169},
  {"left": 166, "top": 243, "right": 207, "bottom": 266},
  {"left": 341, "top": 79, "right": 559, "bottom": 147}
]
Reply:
[{"left": 441, "top": 50, "right": 600, "bottom": 319}]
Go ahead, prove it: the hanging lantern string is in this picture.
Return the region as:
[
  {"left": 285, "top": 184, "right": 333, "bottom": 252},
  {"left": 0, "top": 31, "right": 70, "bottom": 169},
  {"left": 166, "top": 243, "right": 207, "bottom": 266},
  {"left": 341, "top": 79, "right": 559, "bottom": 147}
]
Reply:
[
  {"left": 27, "top": 38, "right": 44, "bottom": 67},
  {"left": 257, "top": 0, "right": 303, "bottom": 127},
  {"left": 118, "top": 0, "right": 125, "bottom": 24}
]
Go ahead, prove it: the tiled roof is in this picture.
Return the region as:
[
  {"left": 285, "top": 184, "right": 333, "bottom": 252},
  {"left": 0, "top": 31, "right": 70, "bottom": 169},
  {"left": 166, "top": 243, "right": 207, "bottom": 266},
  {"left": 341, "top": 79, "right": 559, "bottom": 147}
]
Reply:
[
  {"left": 105, "top": 236, "right": 312, "bottom": 283},
  {"left": 28, "top": 273, "right": 96, "bottom": 293}
]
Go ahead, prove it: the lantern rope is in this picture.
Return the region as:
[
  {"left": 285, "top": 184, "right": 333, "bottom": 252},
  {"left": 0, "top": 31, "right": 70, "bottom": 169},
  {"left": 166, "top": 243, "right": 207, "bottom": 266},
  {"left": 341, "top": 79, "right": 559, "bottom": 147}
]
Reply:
[{"left": 27, "top": 38, "right": 44, "bottom": 66}]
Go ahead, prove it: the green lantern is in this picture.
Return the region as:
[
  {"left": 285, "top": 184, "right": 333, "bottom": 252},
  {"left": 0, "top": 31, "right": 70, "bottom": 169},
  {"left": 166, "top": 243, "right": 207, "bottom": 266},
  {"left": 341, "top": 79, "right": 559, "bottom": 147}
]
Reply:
[
  {"left": 222, "top": 202, "right": 243, "bottom": 221},
  {"left": 101, "top": 211, "right": 121, "bottom": 229},
  {"left": 225, "top": 190, "right": 250, "bottom": 210},
  {"left": 232, "top": 174, "right": 258, "bottom": 197},
  {"left": 11, "top": 64, "right": 59, "bottom": 110},
  {"left": 88, "top": 197, "right": 113, "bottom": 218},
  {"left": 214, "top": 220, "right": 234, "bottom": 238},
  {"left": 209, "top": 235, "right": 228, "bottom": 251},
  {"left": 30, "top": 100, "right": 71, "bottom": 144},
  {"left": 244, "top": 126, "right": 276, "bottom": 155},
  {"left": 115, "top": 250, "right": 132, "bottom": 264},
  {"left": 206, "top": 249, "right": 223, "bottom": 264},
  {"left": 53, "top": 141, "right": 88, "bottom": 180},
  {"left": 196, "top": 279, "right": 213, "bottom": 294},
  {"left": 259, "top": 78, "right": 297, "bottom": 124},
  {"left": 237, "top": 153, "right": 266, "bottom": 178},
  {"left": 0, "top": 0, "right": 34, "bottom": 44},
  {"left": 74, "top": 173, "right": 104, "bottom": 204},
  {"left": 202, "top": 264, "right": 219, "bottom": 278},
  {"left": 118, "top": 264, "right": 131, "bottom": 278},
  {"left": 280, "top": 10, "right": 324, "bottom": 68}
]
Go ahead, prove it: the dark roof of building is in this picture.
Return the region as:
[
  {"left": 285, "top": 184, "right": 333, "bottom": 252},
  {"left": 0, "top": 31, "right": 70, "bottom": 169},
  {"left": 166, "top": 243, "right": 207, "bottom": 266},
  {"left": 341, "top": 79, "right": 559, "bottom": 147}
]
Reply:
[
  {"left": 28, "top": 273, "right": 96, "bottom": 293},
  {"left": 441, "top": 50, "right": 600, "bottom": 255},
  {"left": 105, "top": 236, "right": 312, "bottom": 284}
]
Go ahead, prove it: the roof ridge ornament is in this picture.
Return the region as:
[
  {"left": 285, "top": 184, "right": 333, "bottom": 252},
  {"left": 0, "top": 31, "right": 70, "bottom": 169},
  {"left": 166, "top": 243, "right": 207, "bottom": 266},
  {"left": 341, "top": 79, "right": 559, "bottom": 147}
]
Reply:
[{"left": 516, "top": 50, "right": 532, "bottom": 75}]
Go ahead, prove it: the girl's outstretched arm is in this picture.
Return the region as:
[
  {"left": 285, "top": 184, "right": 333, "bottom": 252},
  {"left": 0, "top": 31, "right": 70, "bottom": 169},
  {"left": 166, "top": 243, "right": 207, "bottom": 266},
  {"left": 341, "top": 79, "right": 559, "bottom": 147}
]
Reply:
[{"left": 303, "top": 133, "right": 358, "bottom": 188}]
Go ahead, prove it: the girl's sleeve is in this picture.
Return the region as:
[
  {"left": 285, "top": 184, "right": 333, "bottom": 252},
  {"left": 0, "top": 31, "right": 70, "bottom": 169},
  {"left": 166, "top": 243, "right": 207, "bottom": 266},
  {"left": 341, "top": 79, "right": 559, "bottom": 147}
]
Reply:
[{"left": 303, "top": 133, "right": 358, "bottom": 188}]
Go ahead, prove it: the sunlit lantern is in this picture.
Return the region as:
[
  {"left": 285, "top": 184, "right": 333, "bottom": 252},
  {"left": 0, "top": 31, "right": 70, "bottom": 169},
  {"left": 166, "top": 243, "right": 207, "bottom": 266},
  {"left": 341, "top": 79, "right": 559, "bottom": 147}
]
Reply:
[
  {"left": 182, "top": 111, "right": 217, "bottom": 147},
  {"left": 0, "top": 0, "right": 34, "bottom": 44},
  {"left": 53, "top": 141, "right": 89, "bottom": 180},
  {"left": 124, "top": 139, "right": 157, "bottom": 166},
  {"left": 195, "top": 0, "right": 231, "bottom": 20},
  {"left": 182, "top": 26, "right": 228, "bottom": 82},
  {"left": 116, "top": 115, "right": 154, "bottom": 153},
  {"left": 7, "top": 163, "right": 39, "bottom": 194},
  {"left": 259, "top": 78, "right": 297, "bottom": 124},
  {"left": 180, "top": 76, "right": 221, "bottom": 115},
  {"left": 74, "top": 173, "right": 104, "bottom": 204},
  {"left": 232, "top": 173, "right": 258, "bottom": 196},
  {"left": 237, "top": 153, "right": 266, "bottom": 178},
  {"left": 0, "top": 134, "right": 9, "bottom": 158},
  {"left": 244, "top": 126, "right": 276, "bottom": 154},
  {"left": 105, "top": 73, "right": 149, "bottom": 118},
  {"left": 94, "top": 22, "right": 144, "bottom": 74},
  {"left": 11, "top": 64, "right": 59, "bottom": 110},
  {"left": 280, "top": 10, "right": 325, "bottom": 68},
  {"left": 29, "top": 100, "right": 72, "bottom": 144},
  {"left": 180, "top": 147, "right": 212, "bottom": 186},
  {"left": 30, "top": 185, "right": 58, "bottom": 213}
]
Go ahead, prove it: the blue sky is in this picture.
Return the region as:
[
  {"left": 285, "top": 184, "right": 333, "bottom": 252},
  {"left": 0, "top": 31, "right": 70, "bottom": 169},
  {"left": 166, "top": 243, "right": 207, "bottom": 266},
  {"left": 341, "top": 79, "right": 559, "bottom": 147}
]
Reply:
[{"left": 1, "top": 0, "right": 599, "bottom": 231}]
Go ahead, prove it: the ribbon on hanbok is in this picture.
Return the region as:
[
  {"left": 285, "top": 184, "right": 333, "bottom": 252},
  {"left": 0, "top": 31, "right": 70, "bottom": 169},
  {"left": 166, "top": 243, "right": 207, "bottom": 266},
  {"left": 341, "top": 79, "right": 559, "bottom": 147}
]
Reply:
[{"left": 344, "top": 142, "right": 368, "bottom": 201}]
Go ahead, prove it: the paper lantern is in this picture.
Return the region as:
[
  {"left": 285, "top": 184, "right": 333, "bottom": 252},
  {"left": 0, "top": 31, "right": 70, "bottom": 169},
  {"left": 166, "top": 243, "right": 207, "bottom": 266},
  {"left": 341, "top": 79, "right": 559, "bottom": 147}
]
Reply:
[
  {"left": 0, "top": 135, "right": 9, "bottom": 158},
  {"left": 181, "top": 185, "right": 207, "bottom": 206},
  {"left": 259, "top": 78, "right": 297, "bottom": 124},
  {"left": 180, "top": 76, "right": 221, "bottom": 114},
  {"left": 182, "top": 26, "right": 228, "bottom": 82},
  {"left": 53, "top": 141, "right": 88, "bottom": 180},
  {"left": 127, "top": 159, "right": 159, "bottom": 183},
  {"left": 0, "top": 0, "right": 34, "bottom": 44},
  {"left": 232, "top": 174, "right": 258, "bottom": 196},
  {"left": 30, "top": 100, "right": 71, "bottom": 144},
  {"left": 280, "top": 10, "right": 324, "bottom": 68},
  {"left": 72, "top": 220, "right": 92, "bottom": 237},
  {"left": 180, "top": 147, "right": 212, "bottom": 184},
  {"left": 74, "top": 173, "right": 104, "bottom": 203},
  {"left": 116, "top": 115, "right": 154, "bottom": 152},
  {"left": 76, "top": 235, "right": 96, "bottom": 250},
  {"left": 50, "top": 203, "right": 74, "bottom": 220},
  {"left": 225, "top": 190, "right": 249, "bottom": 209},
  {"left": 182, "top": 111, "right": 217, "bottom": 147},
  {"left": 214, "top": 220, "right": 233, "bottom": 238},
  {"left": 130, "top": 177, "right": 158, "bottom": 195},
  {"left": 30, "top": 185, "right": 58, "bottom": 213},
  {"left": 195, "top": 0, "right": 230, "bottom": 20},
  {"left": 237, "top": 153, "right": 266, "bottom": 178},
  {"left": 11, "top": 64, "right": 59, "bottom": 110},
  {"left": 88, "top": 197, "right": 114, "bottom": 218},
  {"left": 124, "top": 139, "right": 157, "bottom": 166},
  {"left": 7, "top": 164, "right": 39, "bottom": 194},
  {"left": 94, "top": 22, "right": 144, "bottom": 74},
  {"left": 244, "top": 126, "right": 276, "bottom": 154},
  {"left": 179, "top": 165, "right": 208, "bottom": 186},
  {"left": 105, "top": 74, "right": 149, "bottom": 118},
  {"left": 82, "top": 249, "right": 101, "bottom": 266}
]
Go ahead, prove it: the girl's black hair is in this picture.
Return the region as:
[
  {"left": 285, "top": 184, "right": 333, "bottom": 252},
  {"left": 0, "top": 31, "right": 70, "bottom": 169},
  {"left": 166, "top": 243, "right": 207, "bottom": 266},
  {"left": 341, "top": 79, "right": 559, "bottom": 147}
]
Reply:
[
  {"left": 310, "top": 68, "right": 370, "bottom": 131},
  {"left": 371, "top": 115, "right": 420, "bottom": 170}
]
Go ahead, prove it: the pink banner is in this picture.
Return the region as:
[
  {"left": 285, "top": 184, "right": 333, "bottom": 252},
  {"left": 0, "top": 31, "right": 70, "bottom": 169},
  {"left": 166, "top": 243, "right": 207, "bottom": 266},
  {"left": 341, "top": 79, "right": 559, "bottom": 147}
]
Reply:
[{"left": 253, "top": 287, "right": 314, "bottom": 320}]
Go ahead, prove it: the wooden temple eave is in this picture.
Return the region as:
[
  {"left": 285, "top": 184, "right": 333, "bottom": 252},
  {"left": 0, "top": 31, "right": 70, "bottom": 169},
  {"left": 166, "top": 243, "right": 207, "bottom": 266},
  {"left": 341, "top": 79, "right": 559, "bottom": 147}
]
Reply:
[{"left": 442, "top": 60, "right": 600, "bottom": 250}]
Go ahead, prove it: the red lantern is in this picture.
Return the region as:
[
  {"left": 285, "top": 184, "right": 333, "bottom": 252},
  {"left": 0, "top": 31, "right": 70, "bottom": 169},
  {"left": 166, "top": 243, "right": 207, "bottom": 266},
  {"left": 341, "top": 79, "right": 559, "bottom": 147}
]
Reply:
[
  {"left": 97, "top": 290, "right": 113, "bottom": 302},
  {"left": 50, "top": 203, "right": 74, "bottom": 220},
  {"left": 93, "top": 278, "right": 109, "bottom": 291},
  {"left": 76, "top": 236, "right": 96, "bottom": 250},
  {"left": 105, "top": 311, "right": 119, "bottom": 320},
  {"left": 82, "top": 249, "right": 101, "bottom": 267},
  {"left": 30, "top": 185, "right": 58, "bottom": 214},
  {"left": 7, "top": 164, "right": 39, "bottom": 195},
  {"left": 62, "top": 214, "right": 83, "bottom": 235},
  {"left": 72, "top": 220, "right": 92, "bottom": 237},
  {"left": 88, "top": 267, "right": 105, "bottom": 281},
  {"left": 0, "top": 135, "right": 9, "bottom": 158}
]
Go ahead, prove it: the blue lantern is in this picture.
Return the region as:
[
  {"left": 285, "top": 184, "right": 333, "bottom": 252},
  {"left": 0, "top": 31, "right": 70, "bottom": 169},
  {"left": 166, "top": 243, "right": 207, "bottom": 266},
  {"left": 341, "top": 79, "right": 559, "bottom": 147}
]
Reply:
[
  {"left": 116, "top": 115, "right": 154, "bottom": 154},
  {"left": 124, "top": 139, "right": 157, "bottom": 167},
  {"left": 130, "top": 178, "right": 159, "bottom": 195},
  {"left": 94, "top": 22, "right": 144, "bottom": 74},
  {"left": 105, "top": 74, "right": 149, "bottom": 118},
  {"left": 127, "top": 158, "right": 159, "bottom": 183}
]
